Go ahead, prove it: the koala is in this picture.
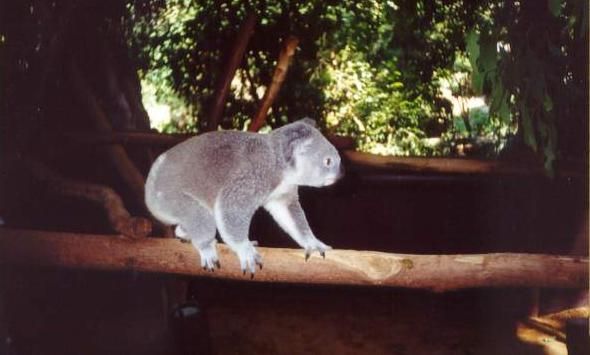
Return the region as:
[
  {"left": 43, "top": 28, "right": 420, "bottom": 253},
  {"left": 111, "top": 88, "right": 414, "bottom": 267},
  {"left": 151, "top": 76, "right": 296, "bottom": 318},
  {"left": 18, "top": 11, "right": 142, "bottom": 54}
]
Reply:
[{"left": 145, "top": 118, "right": 343, "bottom": 274}]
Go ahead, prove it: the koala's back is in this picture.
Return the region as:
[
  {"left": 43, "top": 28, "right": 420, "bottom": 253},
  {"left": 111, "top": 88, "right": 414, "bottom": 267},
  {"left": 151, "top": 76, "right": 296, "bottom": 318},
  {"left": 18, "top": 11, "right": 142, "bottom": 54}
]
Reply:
[{"left": 146, "top": 130, "right": 277, "bottom": 213}]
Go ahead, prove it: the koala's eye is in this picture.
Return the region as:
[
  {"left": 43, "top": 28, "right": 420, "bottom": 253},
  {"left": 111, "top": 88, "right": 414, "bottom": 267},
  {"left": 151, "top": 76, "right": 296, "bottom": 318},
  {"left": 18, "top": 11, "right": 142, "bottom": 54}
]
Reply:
[{"left": 324, "top": 157, "right": 333, "bottom": 167}]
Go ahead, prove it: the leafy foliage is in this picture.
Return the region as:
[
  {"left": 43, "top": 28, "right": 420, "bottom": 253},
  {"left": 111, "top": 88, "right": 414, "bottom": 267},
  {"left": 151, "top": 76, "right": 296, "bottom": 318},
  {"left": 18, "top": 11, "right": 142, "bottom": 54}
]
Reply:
[
  {"left": 125, "top": 0, "right": 587, "bottom": 162},
  {"left": 466, "top": 0, "right": 588, "bottom": 173},
  {"left": 311, "top": 4, "right": 438, "bottom": 155}
]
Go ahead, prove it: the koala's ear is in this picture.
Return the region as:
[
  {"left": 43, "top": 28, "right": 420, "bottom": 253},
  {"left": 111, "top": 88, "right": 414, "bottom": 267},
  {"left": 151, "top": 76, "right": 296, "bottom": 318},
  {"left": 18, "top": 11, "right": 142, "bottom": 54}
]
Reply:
[
  {"left": 299, "top": 117, "right": 317, "bottom": 127},
  {"left": 280, "top": 121, "right": 314, "bottom": 165}
]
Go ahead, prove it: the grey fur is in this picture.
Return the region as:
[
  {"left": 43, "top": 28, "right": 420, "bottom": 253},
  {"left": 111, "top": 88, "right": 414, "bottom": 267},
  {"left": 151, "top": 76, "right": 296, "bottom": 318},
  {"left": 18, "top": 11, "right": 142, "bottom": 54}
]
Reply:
[{"left": 145, "top": 118, "right": 343, "bottom": 274}]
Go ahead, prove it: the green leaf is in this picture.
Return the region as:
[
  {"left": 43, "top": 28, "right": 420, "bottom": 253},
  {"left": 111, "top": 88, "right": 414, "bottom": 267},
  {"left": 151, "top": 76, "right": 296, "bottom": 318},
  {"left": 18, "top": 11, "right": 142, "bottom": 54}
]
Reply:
[
  {"left": 548, "top": 0, "right": 562, "bottom": 17},
  {"left": 471, "top": 70, "right": 484, "bottom": 94},
  {"left": 489, "top": 78, "right": 504, "bottom": 113},
  {"left": 526, "top": 55, "right": 547, "bottom": 102},
  {"left": 478, "top": 32, "right": 497, "bottom": 72},
  {"left": 465, "top": 30, "right": 480, "bottom": 70},
  {"left": 542, "top": 141, "right": 556, "bottom": 177},
  {"left": 538, "top": 115, "right": 558, "bottom": 173},
  {"left": 392, "top": 82, "right": 404, "bottom": 89},
  {"left": 488, "top": 77, "right": 511, "bottom": 124},
  {"left": 466, "top": 30, "right": 485, "bottom": 94},
  {"left": 466, "top": 32, "right": 497, "bottom": 96},
  {"left": 543, "top": 93, "right": 554, "bottom": 112},
  {"left": 520, "top": 105, "right": 537, "bottom": 152}
]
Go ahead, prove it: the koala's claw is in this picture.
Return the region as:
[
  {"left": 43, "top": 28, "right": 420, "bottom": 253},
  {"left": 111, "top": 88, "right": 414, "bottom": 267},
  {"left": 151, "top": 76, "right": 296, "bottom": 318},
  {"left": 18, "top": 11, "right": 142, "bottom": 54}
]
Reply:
[
  {"left": 196, "top": 242, "right": 220, "bottom": 272},
  {"left": 246, "top": 263, "right": 262, "bottom": 278},
  {"left": 303, "top": 238, "right": 332, "bottom": 260},
  {"left": 234, "top": 240, "right": 263, "bottom": 276},
  {"left": 200, "top": 259, "right": 220, "bottom": 272}
]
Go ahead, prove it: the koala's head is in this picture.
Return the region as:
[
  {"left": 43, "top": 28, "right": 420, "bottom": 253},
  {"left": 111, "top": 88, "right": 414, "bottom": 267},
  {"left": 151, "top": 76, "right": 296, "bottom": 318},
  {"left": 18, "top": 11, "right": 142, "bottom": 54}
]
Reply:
[{"left": 275, "top": 118, "right": 344, "bottom": 187}]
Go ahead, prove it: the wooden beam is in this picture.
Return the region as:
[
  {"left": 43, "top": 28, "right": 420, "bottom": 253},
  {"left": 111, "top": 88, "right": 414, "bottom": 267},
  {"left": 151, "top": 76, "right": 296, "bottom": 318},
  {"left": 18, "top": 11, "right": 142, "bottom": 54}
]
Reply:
[
  {"left": 344, "top": 151, "right": 544, "bottom": 175},
  {"left": 0, "top": 228, "right": 587, "bottom": 291},
  {"left": 344, "top": 151, "right": 584, "bottom": 178},
  {"left": 60, "top": 131, "right": 584, "bottom": 177},
  {"left": 61, "top": 131, "right": 188, "bottom": 147}
]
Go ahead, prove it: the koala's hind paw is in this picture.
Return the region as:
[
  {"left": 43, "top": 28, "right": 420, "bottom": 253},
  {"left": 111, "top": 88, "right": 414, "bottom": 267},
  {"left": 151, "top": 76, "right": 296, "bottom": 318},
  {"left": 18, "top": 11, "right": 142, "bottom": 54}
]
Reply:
[
  {"left": 196, "top": 243, "right": 220, "bottom": 271},
  {"left": 234, "top": 240, "right": 263, "bottom": 276},
  {"left": 303, "top": 238, "right": 332, "bottom": 261}
]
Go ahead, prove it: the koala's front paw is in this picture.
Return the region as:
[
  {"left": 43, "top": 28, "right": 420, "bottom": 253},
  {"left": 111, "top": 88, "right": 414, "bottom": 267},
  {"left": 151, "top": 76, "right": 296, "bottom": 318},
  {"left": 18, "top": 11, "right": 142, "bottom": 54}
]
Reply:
[
  {"left": 196, "top": 242, "right": 220, "bottom": 271},
  {"left": 303, "top": 238, "right": 332, "bottom": 261},
  {"left": 233, "top": 240, "right": 263, "bottom": 276}
]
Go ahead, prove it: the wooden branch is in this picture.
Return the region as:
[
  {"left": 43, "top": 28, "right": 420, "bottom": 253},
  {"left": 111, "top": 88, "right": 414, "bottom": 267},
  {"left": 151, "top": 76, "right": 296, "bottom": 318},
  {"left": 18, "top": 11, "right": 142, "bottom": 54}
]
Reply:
[
  {"left": 59, "top": 131, "right": 584, "bottom": 177},
  {"left": 345, "top": 151, "right": 584, "bottom": 177},
  {"left": 520, "top": 308, "right": 589, "bottom": 343},
  {"left": 345, "top": 151, "right": 523, "bottom": 174},
  {"left": 0, "top": 229, "right": 587, "bottom": 291},
  {"left": 60, "top": 130, "right": 354, "bottom": 151},
  {"left": 61, "top": 131, "right": 188, "bottom": 147},
  {"left": 22, "top": 160, "right": 151, "bottom": 238},
  {"left": 541, "top": 307, "right": 589, "bottom": 322},
  {"left": 203, "top": 12, "right": 257, "bottom": 131},
  {"left": 248, "top": 36, "right": 300, "bottom": 132}
]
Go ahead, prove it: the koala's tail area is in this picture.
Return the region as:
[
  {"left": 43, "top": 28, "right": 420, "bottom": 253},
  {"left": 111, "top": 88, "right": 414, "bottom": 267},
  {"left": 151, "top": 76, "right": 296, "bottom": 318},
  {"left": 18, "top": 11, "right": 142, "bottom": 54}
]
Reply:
[{"left": 144, "top": 153, "right": 178, "bottom": 226}]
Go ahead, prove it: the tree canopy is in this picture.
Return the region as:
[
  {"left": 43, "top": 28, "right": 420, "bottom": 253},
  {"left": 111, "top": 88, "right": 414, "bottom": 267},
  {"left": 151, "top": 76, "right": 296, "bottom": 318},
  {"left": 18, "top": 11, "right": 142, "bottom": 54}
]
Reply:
[
  {"left": 1, "top": 0, "right": 587, "bottom": 171},
  {"left": 125, "top": 0, "right": 587, "bottom": 169}
]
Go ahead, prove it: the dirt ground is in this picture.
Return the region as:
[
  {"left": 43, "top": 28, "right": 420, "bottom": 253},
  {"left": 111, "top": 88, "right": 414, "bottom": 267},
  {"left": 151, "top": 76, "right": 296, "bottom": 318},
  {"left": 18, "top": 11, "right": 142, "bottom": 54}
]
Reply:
[{"left": 0, "top": 268, "right": 576, "bottom": 355}]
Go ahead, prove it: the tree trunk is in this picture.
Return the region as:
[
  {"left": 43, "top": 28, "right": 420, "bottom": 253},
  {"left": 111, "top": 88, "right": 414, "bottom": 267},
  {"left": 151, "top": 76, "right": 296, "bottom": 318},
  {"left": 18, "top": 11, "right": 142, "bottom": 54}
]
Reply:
[
  {"left": 248, "top": 36, "right": 299, "bottom": 132},
  {"left": 68, "top": 60, "right": 148, "bottom": 214},
  {"left": 202, "top": 12, "right": 257, "bottom": 132}
]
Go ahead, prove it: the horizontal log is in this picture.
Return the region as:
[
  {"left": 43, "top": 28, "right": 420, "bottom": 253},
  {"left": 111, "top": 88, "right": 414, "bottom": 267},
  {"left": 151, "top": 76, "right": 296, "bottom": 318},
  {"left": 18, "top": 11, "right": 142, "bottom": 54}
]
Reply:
[
  {"left": 59, "top": 131, "right": 583, "bottom": 177},
  {"left": 347, "top": 152, "right": 586, "bottom": 178},
  {"left": 0, "top": 228, "right": 587, "bottom": 291},
  {"left": 345, "top": 151, "right": 544, "bottom": 176},
  {"left": 61, "top": 131, "right": 355, "bottom": 150},
  {"left": 61, "top": 131, "right": 189, "bottom": 147}
]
